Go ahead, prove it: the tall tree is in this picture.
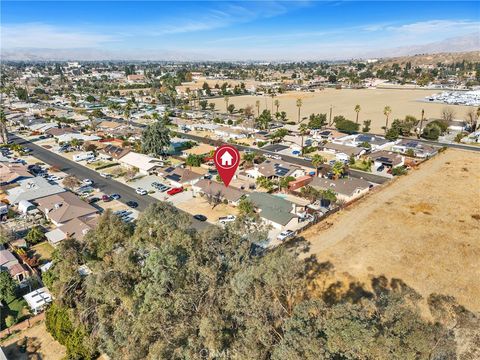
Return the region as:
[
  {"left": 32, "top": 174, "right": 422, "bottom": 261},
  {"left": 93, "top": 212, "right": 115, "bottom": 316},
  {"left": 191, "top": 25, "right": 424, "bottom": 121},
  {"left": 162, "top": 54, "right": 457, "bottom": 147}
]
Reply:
[
  {"left": 224, "top": 96, "right": 230, "bottom": 112},
  {"left": 354, "top": 104, "right": 361, "bottom": 124},
  {"left": 255, "top": 100, "right": 261, "bottom": 117},
  {"left": 299, "top": 123, "right": 309, "bottom": 155},
  {"left": 0, "top": 108, "right": 8, "bottom": 144},
  {"left": 296, "top": 98, "right": 303, "bottom": 123},
  {"left": 274, "top": 99, "right": 280, "bottom": 114},
  {"left": 383, "top": 105, "right": 392, "bottom": 133},
  {"left": 141, "top": 120, "right": 171, "bottom": 158},
  {"left": 311, "top": 154, "right": 327, "bottom": 176}
]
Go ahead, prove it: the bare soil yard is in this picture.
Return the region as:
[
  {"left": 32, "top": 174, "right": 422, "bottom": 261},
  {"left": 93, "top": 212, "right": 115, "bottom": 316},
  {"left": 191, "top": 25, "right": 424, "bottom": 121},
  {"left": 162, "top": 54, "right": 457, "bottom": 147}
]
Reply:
[
  {"left": 301, "top": 149, "right": 480, "bottom": 312},
  {"left": 212, "top": 88, "right": 476, "bottom": 132},
  {"left": 1, "top": 321, "right": 65, "bottom": 360}
]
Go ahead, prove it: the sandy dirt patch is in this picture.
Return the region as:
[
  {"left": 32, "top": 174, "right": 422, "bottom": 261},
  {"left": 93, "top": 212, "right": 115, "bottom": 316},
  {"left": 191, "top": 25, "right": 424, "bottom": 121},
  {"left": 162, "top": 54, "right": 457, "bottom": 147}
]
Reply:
[
  {"left": 1, "top": 321, "right": 66, "bottom": 360},
  {"left": 301, "top": 149, "right": 480, "bottom": 312},
  {"left": 211, "top": 89, "right": 476, "bottom": 132},
  {"left": 176, "top": 196, "right": 238, "bottom": 223}
]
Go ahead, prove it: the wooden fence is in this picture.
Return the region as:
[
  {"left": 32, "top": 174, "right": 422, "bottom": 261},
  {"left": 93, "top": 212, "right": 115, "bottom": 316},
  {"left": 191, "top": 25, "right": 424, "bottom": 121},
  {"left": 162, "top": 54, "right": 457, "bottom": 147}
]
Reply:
[{"left": 0, "top": 313, "right": 45, "bottom": 340}]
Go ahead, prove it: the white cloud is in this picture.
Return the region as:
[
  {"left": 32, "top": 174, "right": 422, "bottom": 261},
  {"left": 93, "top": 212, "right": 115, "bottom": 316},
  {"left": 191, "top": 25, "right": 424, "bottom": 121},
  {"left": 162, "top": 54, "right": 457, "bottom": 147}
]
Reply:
[
  {"left": 1, "top": 23, "right": 117, "bottom": 48},
  {"left": 387, "top": 19, "right": 480, "bottom": 35}
]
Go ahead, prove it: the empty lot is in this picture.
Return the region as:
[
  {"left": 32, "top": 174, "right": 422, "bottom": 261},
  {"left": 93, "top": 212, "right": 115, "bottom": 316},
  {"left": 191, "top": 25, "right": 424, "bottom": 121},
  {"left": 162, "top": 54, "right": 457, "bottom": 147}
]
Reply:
[
  {"left": 212, "top": 88, "right": 476, "bottom": 132},
  {"left": 302, "top": 149, "right": 480, "bottom": 312}
]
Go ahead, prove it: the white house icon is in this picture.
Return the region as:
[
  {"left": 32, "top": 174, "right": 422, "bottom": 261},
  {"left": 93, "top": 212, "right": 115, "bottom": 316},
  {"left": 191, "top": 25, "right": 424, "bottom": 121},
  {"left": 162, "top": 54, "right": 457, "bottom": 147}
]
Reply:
[{"left": 220, "top": 151, "right": 234, "bottom": 166}]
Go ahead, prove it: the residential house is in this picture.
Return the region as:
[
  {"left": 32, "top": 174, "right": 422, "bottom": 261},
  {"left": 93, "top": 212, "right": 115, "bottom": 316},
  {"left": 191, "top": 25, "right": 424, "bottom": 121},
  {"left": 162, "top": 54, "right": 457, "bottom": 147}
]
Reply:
[
  {"left": 0, "top": 162, "right": 33, "bottom": 185},
  {"left": 0, "top": 249, "right": 29, "bottom": 283},
  {"left": 57, "top": 133, "right": 101, "bottom": 143},
  {"left": 45, "top": 126, "right": 78, "bottom": 138},
  {"left": 45, "top": 216, "right": 99, "bottom": 245},
  {"left": 162, "top": 167, "right": 203, "bottom": 187},
  {"left": 310, "top": 177, "right": 371, "bottom": 203},
  {"left": 36, "top": 192, "right": 98, "bottom": 226},
  {"left": 102, "top": 144, "right": 131, "bottom": 160},
  {"left": 7, "top": 177, "right": 66, "bottom": 204},
  {"left": 321, "top": 142, "right": 365, "bottom": 161},
  {"left": 23, "top": 287, "right": 53, "bottom": 315},
  {"left": 350, "top": 134, "right": 394, "bottom": 151},
  {"left": 245, "top": 159, "right": 305, "bottom": 180},
  {"left": 192, "top": 179, "right": 246, "bottom": 206},
  {"left": 391, "top": 140, "right": 438, "bottom": 158},
  {"left": 248, "top": 192, "right": 299, "bottom": 230},
  {"left": 119, "top": 152, "right": 164, "bottom": 175},
  {"left": 369, "top": 150, "right": 405, "bottom": 168},
  {"left": 214, "top": 126, "right": 248, "bottom": 140}
]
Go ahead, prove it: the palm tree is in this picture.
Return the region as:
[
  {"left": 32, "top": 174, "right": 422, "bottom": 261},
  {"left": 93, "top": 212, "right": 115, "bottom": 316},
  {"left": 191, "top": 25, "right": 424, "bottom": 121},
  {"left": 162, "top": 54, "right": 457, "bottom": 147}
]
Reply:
[
  {"left": 274, "top": 99, "right": 280, "bottom": 114},
  {"left": 224, "top": 96, "right": 230, "bottom": 112},
  {"left": 418, "top": 109, "right": 425, "bottom": 138},
  {"left": 311, "top": 154, "right": 327, "bottom": 176},
  {"left": 124, "top": 103, "right": 132, "bottom": 128},
  {"left": 332, "top": 161, "right": 345, "bottom": 180},
  {"left": 296, "top": 98, "right": 303, "bottom": 123},
  {"left": 354, "top": 104, "right": 361, "bottom": 124},
  {"left": 299, "top": 123, "right": 309, "bottom": 156},
  {"left": 255, "top": 100, "right": 261, "bottom": 117},
  {"left": 383, "top": 105, "right": 392, "bottom": 133}
]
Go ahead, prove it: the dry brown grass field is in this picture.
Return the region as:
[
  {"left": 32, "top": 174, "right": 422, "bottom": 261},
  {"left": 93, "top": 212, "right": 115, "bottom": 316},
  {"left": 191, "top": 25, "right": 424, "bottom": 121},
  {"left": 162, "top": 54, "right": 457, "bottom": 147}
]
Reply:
[
  {"left": 212, "top": 88, "right": 476, "bottom": 132},
  {"left": 301, "top": 149, "right": 480, "bottom": 313}
]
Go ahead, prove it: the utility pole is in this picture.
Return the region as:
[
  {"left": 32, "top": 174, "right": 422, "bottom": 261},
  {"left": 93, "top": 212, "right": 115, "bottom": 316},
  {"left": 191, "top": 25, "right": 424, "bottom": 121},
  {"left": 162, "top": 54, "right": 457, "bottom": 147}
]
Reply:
[{"left": 329, "top": 105, "right": 333, "bottom": 126}]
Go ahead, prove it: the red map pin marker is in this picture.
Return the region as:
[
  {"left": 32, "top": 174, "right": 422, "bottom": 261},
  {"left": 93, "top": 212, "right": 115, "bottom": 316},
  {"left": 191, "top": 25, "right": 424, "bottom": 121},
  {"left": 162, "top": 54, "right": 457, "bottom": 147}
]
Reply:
[{"left": 214, "top": 144, "right": 240, "bottom": 187}]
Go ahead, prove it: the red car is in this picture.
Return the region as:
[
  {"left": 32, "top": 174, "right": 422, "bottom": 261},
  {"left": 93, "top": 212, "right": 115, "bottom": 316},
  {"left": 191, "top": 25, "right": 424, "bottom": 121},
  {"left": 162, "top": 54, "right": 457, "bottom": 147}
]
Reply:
[
  {"left": 167, "top": 187, "right": 183, "bottom": 196},
  {"left": 102, "top": 194, "right": 112, "bottom": 202}
]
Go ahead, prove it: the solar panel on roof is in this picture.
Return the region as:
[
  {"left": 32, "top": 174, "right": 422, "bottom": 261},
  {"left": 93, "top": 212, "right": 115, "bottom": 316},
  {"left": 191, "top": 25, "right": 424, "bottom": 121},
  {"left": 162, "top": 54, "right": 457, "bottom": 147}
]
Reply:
[
  {"left": 167, "top": 174, "right": 181, "bottom": 182},
  {"left": 165, "top": 167, "right": 175, "bottom": 173}
]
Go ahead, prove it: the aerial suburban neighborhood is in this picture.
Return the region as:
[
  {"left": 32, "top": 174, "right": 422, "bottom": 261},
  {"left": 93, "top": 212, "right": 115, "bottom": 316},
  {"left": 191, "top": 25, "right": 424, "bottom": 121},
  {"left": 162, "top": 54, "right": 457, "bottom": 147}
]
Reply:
[{"left": 0, "top": 1, "right": 479, "bottom": 359}]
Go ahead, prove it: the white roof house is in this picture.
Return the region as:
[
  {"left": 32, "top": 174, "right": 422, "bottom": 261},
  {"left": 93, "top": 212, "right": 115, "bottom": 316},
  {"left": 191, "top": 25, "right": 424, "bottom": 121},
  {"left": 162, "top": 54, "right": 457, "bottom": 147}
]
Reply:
[
  {"left": 119, "top": 152, "right": 163, "bottom": 174},
  {"left": 23, "top": 287, "right": 53, "bottom": 314},
  {"left": 56, "top": 133, "right": 101, "bottom": 143},
  {"left": 7, "top": 177, "right": 66, "bottom": 204}
]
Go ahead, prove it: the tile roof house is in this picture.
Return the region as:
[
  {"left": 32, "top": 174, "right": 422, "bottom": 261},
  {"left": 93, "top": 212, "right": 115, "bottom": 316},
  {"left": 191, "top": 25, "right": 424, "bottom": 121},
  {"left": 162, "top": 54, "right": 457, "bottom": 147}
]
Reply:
[
  {"left": 248, "top": 192, "right": 299, "bottom": 230},
  {"left": 45, "top": 215, "right": 99, "bottom": 245},
  {"left": 0, "top": 249, "right": 29, "bottom": 283},
  {"left": 45, "top": 126, "right": 78, "bottom": 138},
  {"left": 321, "top": 142, "right": 365, "bottom": 161},
  {"left": 162, "top": 167, "right": 203, "bottom": 187},
  {"left": 36, "top": 192, "right": 98, "bottom": 226},
  {"left": 192, "top": 179, "right": 246, "bottom": 206},
  {"left": 310, "top": 177, "right": 371, "bottom": 202},
  {"left": 7, "top": 177, "right": 66, "bottom": 204},
  {"left": 102, "top": 144, "right": 131, "bottom": 160},
  {"left": 0, "top": 162, "right": 33, "bottom": 185}
]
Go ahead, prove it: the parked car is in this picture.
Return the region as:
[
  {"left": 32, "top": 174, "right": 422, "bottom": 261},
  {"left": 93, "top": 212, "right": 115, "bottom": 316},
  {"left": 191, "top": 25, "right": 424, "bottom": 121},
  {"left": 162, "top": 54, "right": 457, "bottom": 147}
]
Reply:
[
  {"left": 83, "top": 179, "right": 94, "bottom": 186},
  {"left": 126, "top": 201, "right": 138, "bottom": 208},
  {"left": 110, "top": 193, "right": 121, "bottom": 200},
  {"left": 135, "top": 188, "right": 148, "bottom": 196},
  {"left": 277, "top": 230, "right": 295, "bottom": 242},
  {"left": 87, "top": 197, "right": 100, "bottom": 204},
  {"left": 99, "top": 172, "right": 111, "bottom": 178},
  {"left": 218, "top": 215, "right": 236, "bottom": 224},
  {"left": 271, "top": 155, "right": 282, "bottom": 160},
  {"left": 102, "top": 194, "right": 112, "bottom": 202},
  {"left": 193, "top": 214, "right": 207, "bottom": 222},
  {"left": 376, "top": 165, "right": 385, "bottom": 172},
  {"left": 167, "top": 187, "right": 183, "bottom": 196}
]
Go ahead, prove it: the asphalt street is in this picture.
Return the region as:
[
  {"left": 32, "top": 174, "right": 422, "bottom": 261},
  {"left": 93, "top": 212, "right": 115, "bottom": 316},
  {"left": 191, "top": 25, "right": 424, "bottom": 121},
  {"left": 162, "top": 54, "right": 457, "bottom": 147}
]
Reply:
[{"left": 10, "top": 134, "right": 209, "bottom": 231}]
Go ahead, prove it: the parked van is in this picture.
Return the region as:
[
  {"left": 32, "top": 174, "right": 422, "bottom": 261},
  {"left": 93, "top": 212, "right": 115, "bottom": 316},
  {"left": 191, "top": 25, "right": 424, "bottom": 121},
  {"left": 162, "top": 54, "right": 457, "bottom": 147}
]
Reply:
[{"left": 73, "top": 152, "right": 95, "bottom": 162}]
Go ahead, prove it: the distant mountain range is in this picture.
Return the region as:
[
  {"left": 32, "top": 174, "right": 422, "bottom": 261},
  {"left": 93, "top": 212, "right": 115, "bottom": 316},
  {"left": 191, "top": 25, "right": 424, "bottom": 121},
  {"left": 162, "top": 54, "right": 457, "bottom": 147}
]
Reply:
[{"left": 1, "top": 33, "right": 479, "bottom": 62}]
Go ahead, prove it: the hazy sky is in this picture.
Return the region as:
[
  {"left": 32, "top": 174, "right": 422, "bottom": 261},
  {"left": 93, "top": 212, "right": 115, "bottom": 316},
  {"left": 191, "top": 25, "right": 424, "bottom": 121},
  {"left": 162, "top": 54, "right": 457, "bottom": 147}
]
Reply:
[{"left": 1, "top": 1, "right": 479, "bottom": 60}]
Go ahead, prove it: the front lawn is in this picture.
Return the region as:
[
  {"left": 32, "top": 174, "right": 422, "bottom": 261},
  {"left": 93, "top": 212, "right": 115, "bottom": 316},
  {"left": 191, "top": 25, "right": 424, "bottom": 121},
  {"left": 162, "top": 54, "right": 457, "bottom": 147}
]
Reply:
[
  {"left": 349, "top": 159, "right": 372, "bottom": 172},
  {"left": 1, "top": 293, "right": 30, "bottom": 330}
]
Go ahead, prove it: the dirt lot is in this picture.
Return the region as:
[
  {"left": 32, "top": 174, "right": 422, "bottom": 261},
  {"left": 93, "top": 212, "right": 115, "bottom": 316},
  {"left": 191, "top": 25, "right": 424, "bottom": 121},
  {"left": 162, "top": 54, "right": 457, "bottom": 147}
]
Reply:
[
  {"left": 176, "top": 196, "right": 238, "bottom": 223},
  {"left": 211, "top": 88, "right": 476, "bottom": 132},
  {"left": 1, "top": 321, "right": 66, "bottom": 360},
  {"left": 301, "top": 149, "right": 480, "bottom": 313}
]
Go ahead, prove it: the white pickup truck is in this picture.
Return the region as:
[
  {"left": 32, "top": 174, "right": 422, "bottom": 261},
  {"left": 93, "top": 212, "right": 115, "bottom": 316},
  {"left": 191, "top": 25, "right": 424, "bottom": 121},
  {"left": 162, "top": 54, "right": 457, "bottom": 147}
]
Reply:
[{"left": 218, "top": 215, "right": 236, "bottom": 224}]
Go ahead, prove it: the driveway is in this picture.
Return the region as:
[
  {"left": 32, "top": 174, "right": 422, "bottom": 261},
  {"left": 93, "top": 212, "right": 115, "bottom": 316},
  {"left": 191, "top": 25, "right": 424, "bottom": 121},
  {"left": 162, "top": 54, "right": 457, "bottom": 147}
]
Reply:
[{"left": 10, "top": 135, "right": 209, "bottom": 231}]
